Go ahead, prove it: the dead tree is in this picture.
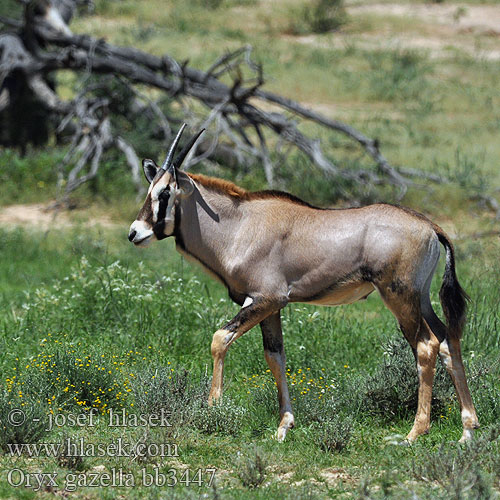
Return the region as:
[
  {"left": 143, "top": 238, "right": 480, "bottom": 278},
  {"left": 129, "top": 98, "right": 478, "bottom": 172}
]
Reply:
[{"left": 1, "top": 0, "right": 445, "bottom": 203}]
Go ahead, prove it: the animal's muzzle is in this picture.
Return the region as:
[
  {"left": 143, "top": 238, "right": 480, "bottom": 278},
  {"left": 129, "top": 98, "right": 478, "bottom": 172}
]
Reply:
[{"left": 128, "top": 220, "right": 154, "bottom": 245}]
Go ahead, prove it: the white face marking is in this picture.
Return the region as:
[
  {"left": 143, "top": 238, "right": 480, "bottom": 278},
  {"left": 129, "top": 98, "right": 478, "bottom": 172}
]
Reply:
[
  {"left": 150, "top": 179, "right": 169, "bottom": 223},
  {"left": 242, "top": 297, "right": 253, "bottom": 308},
  {"left": 151, "top": 180, "right": 167, "bottom": 199},
  {"left": 149, "top": 175, "right": 181, "bottom": 228},
  {"left": 129, "top": 220, "right": 153, "bottom": 246}
]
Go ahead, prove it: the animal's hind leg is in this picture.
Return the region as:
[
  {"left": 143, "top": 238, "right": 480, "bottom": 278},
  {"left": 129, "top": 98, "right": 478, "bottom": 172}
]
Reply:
[
  {"left": 260, "top": 312, "right": 294, "bottom": 442},
  {"left": 439, "top": 337, "right": 479, "bottom": 441},
  {"left": 421, "top": 288, "right": 479, "bottom": 441},
  {"left": 377, "top": 286, "right": 440, "bottom": 442},
  {"left": 408, "top": 320, "right": 440, "bottom": 442}
]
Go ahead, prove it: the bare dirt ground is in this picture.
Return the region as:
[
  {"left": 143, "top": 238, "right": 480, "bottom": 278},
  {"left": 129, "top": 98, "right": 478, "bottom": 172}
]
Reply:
[
  {"left": 294, "top": 3, "right": 500, "bottom": 60},
  {"left": 350, "top": 3, "right": 500, "bottom": 33},
  {"left": 0, "top": 203, "right": 116, "bottom": 229}
]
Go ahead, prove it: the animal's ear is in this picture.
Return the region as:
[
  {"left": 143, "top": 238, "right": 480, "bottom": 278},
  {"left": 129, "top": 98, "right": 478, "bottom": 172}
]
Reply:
[
  {"left": 175, "top": 169, "right": 195, "bottom": 198},
  {"left": 142, "top": 159, "right": 158, "bottom": 184}
]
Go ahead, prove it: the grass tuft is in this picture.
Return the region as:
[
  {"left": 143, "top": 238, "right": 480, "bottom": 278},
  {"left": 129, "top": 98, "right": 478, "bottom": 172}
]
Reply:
[
  {"left": 0, "top": 389, "right": 49, "bottom": 452},
  {"left": 288, "top": 0, "right": 348, "bottom": 35},
  {"left": 412, "top": 427, "right": 500, "bottom": 499},
  {"left": 359, "top": 337, "right": 454, "bottom": 422},
  {"left": 236, "top": 445, "right": 268, "bottom": 489}
]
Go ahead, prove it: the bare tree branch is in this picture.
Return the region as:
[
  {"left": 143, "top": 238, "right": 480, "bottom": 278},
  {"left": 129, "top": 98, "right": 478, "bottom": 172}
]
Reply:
[{"left": 0, "top": 0, "right": 459, "bottom": 206}]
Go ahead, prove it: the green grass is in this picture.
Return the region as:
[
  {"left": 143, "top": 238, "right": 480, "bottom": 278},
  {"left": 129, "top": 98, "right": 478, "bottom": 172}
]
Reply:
[
  {"left": 0, "top": 228, "right": 499, "bottom": 498},
  {"left": 1, "top": 0, "right": 500, "bottom": 497}
]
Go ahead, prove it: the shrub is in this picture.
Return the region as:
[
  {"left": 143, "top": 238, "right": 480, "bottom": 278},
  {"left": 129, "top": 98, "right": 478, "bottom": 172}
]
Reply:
[
  {"left": 366, "top": 49, "right": 432, "bottom": 102},
  {"left": 18, "top": 258, "right": 231, "bottom": 358},
  {"left": 359, "top": 338, "right": 454, "bottom": 422},
  {"left": 465, "top": 355, "right": 500, "bottom": 427},
  {"left": 0, "top": 390, "right": 49, "bottom": 452},
  {"left": 412, "top": 427, "right": 500, "bottom": 499},
  {"left": 5, "top": 346, "right": 130, "bottom": 414},
  {"left": 288, "top": 0, "right": 347, "bottom": 35},
  {"left": 314, "top": 416, "right": 353, "bottom": 453},
  {"left": 132, "top": 365, "right": 246, "bottom": 435},
  {"left": 0, "top": 149, "right": 61, "bottom": 205},
  {"left": 288, "top": 371, "right": 354, "bottom": 452},
  {"left": 306, "top": 0, "right": 347, "bottom": 33},
  {"left": 199, "top": 0, "right": 223, "bottom": 9},
  {"left": 132, "top": 366, "right": 210, "bottom": 427},
  {"left": 236, "top": 445, "right": 268, "bottom": 489},
  {"left": 56, "top": 434, "right": 86, "bottom": 471},
  {"left": 191, "top": 398, "right": 247, "bottom": 436}
]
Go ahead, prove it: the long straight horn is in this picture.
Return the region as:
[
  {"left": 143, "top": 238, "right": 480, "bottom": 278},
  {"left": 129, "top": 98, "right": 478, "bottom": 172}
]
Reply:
[
  {"left": 173, "top": 128, "right": 205, "bottom": 170},
  {"left": 162, "top": 123, "right": 187, "bottom": 171}
]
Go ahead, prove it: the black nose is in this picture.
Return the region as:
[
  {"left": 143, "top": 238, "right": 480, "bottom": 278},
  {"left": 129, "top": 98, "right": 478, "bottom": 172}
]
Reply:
[{"left": 128, "top": 230, "right": 136, "bottom": 242}]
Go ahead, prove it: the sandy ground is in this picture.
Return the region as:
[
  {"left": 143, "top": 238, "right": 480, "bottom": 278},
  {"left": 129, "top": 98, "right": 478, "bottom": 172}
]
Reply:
[
  {"left": 349, "top": 3, "right": 500, "bottom": 33},
  {"left": 0, "top": 203, "right": 116, "bottom": 229},
  {"left": 294, "top": 3, "right": 500, "bottom": 60}
]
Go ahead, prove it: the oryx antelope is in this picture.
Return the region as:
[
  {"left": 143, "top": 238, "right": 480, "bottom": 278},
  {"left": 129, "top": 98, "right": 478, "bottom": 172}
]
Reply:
[{"left": 129, "top": 124, "right": 479, "bottom": 443}]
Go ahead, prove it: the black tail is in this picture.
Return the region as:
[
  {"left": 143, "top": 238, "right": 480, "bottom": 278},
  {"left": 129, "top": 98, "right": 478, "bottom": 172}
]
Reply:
[{"left": 437, "top": 231, "right": 469, "bottom": 339}]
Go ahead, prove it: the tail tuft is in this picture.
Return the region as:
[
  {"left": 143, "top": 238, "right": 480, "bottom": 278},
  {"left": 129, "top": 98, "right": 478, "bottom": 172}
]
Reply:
[{"left": 437, "top": 232, "right": 469, "bottom": 339}]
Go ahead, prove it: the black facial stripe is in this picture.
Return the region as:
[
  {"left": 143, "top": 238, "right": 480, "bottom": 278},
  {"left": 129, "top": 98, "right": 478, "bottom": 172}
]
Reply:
[
  {"left": 156, "top": 191, "right": 170, "bottom": 222},
  {"left": 153, "top": 220, "right": 167, "bottom": 240},
  {"left": 153, "top": 189, "right": 171, "bottom": 240}
]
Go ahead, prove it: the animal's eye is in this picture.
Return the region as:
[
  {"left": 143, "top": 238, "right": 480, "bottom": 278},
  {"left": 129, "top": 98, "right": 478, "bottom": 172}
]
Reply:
[{"left": 159, "top": 188, "right": 170, "bottom": 201}]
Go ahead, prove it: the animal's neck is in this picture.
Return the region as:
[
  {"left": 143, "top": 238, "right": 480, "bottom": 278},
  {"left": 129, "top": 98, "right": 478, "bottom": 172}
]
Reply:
[{"left": 174, "top": 180, "right": 241, "bottom": 283}]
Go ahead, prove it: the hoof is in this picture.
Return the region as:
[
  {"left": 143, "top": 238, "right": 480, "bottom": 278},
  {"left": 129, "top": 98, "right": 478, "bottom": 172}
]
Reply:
[
  {"left": 276, "top": 412, "right": 294, "bottom": 442},
  {"left": 276, "top": 427, "right": 288, "bottom": 442},
  {"left": 458, "top": 429, "right": 474, "bottom": 443},
  {"left": 397, "top": 439, "right": 412, "bottom": 447},
  {"left": 207, "top": 393, "right": 221, "bottom": 407},
  {"left": 383, "top": 434, "right": 407, "bottom": 446}
]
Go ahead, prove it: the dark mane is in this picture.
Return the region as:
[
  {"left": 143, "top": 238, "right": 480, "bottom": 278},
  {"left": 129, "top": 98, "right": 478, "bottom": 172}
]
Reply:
[
  {"left": 248, "top": 189, "right": 321, "bottom": 209},
  {"left": 188, "top": 173, "right": 247, "bottom": 198},
  {"left": 188, "top": 173, "right": 322, "bottom": 209}
]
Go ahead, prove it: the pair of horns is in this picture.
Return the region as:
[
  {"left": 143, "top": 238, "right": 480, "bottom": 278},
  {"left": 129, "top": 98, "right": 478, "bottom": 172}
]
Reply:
[{"left": 161, "top": 123, "right": 205, "bottom": 172}]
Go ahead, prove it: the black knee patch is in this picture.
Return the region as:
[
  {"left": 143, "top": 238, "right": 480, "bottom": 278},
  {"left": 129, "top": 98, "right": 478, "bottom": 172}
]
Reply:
[{"left": 262, "top": 333, "right": 283, "bottom": 353}]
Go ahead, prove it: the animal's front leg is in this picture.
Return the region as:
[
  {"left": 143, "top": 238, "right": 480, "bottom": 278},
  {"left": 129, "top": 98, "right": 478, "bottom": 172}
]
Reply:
[
  {"left": 208, "top": 296, "right": 285, "bottom": 405},
  {"left": 260, "top": 311, "right": 294, "bottom": 442}
]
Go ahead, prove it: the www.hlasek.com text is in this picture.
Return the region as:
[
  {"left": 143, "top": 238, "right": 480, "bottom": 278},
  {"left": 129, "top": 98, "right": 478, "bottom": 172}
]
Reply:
[{"left": 8, "top": 437, "right": 178, "bottom": 458}]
